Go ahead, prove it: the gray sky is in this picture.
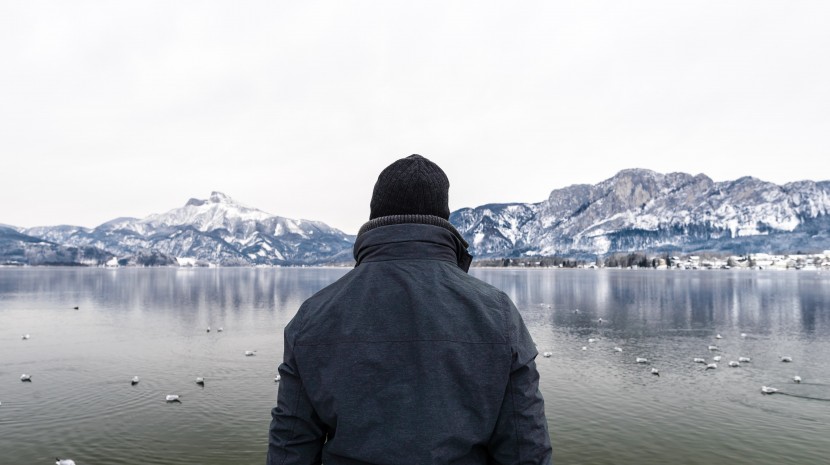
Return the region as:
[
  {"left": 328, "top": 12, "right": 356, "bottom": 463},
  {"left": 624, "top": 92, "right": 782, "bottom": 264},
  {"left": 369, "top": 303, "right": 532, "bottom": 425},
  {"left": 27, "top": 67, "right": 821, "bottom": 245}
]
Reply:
[{"left": 2, "top": 1, "right": 829, "bottom": 234}]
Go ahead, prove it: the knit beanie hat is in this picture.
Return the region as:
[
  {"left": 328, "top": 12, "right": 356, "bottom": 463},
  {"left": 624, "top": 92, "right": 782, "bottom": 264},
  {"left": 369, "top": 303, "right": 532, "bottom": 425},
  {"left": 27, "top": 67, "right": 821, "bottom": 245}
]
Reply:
[{"left": 369, "top": 154, "right": 451, "bottom": 220}]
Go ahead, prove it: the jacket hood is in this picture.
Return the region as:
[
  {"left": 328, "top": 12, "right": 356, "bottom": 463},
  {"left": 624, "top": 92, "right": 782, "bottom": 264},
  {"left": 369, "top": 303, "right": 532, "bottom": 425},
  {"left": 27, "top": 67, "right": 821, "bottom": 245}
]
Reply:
[{"left": 354, "top": 215, "right": 472, "bottom": 272}]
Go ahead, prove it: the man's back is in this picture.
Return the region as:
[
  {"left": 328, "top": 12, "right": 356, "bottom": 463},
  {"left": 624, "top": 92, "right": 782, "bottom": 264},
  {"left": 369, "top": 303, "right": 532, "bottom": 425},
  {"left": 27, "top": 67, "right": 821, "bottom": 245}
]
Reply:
[
  {"left": 268, "top": 223, "right": 551, "bottom": 464},
  {"left": 268, "top": 155, "right": 551, "bottom": 465}
]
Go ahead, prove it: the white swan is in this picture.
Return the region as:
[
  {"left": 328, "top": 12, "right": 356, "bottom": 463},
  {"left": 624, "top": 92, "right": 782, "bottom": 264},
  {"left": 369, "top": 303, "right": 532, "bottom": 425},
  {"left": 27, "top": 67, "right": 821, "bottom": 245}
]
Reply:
[
  {"left": 21, "top": 334, "right": 30, "bottom": 340},
  {"left": 705, "top": 363, "right": 717, "bottom": 370},
  {"left": 20, "top": 374, "right": 32, "bottom": 382},
  {"left": 713, "top": 356, "right": 722, "bottom": 362},
  {"left": 793, "top": 376, "right": 802, "bottom": 383},
  {"left": 614, "top": 347, "right": 623, "bottom": 353},
  {"left": 728, "top": 361, "right": 740, "bottom": 367},
  {"left": 244, "top": 350, "right": 256, "bottom": 356},
  {"left": 693, "top": 357, "right": 706, "bottom": 363},
  {"left": 55, "top": 458, "right": 76, "bottom": 465},
  {"left": 780, "top": 356, "right": 793, "bottom": 362},
  {"left": 131, "top": 376, "right": 139, "bottom": 385},
  {"left": 708, "top": 345, "right": 719, "bottom": 351},
  {"left": 651, "top": 368, "right": 659, "bottom": 376},
  {"left": 165, "top": 394, "right": 180, "bottom": 402},
  {"left": 542, "top": 351, "right": 552, "bottom": 357},
  {"left": 581, "top": 346, "right": 588, "bottom": 351},
  {"left": 740, "top": 333, "right": 747, "bottom": 338},
  {"left": 274, "top": 375, "right": 281, "bottom": 382},
  {"left": 588, "top": 338, "right": 598, "bottom": 343},
  {"left": 636, "top": 357, "right": 648, "bottom": 363},
  {"left": 715, "top": 334, "right": 723, "bottom": 339},
  {"left": 196, "top": 377, "right": 205, "bottom": 386},
  {"left": 738, "top": 357, "right": 751, "bottom": 363},
  {"left": 761, "top": 386, "right": 778, "bottom": 394}
]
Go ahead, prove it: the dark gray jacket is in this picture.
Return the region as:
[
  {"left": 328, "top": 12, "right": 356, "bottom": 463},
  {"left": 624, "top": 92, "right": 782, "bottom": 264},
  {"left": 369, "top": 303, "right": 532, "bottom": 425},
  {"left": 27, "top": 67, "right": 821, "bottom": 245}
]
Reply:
[{"left": 268, "top": 218, "right": 552, "bottom": 465}]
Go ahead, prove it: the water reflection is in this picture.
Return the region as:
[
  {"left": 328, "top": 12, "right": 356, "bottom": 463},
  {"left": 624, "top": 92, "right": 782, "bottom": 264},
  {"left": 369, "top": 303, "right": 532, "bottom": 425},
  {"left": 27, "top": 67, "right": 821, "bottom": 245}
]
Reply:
[
  {"left": 472, "top": 269, "right": 830, "bottom": 338},
  {"left": 1, "top": 267, "right": 828, "bottom": 465}
]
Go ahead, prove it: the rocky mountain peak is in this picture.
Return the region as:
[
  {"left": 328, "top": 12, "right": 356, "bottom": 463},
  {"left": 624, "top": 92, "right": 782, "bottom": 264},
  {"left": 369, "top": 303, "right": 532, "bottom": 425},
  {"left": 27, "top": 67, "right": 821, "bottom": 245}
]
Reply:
[{"left": 209, "top": 191, "right": 233, "bottom": 203}]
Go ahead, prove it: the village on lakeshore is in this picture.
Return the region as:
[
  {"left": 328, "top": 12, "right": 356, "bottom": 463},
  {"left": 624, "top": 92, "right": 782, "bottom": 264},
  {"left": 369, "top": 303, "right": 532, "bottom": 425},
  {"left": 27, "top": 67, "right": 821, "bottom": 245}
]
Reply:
[
  {"left": 474, "top": 251, "right": 830, "bottom": 270},
  {"left": 3, "top": 251, "right": 830, "bottom": 270}
]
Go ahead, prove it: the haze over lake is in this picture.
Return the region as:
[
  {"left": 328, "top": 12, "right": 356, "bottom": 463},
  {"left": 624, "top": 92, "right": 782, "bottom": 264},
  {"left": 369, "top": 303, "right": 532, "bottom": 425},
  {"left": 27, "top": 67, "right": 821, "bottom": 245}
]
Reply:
[{"left": 2, "top": 267, "right": 829, "bottom": 465}]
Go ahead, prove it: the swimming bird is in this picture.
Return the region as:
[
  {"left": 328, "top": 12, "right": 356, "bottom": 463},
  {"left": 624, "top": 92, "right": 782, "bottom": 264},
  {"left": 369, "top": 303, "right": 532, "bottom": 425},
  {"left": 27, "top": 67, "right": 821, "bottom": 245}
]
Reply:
[
  {"left": 793, "top": 376, "right": 802, "bottom": 383},
  {"left": 542, "top": 351, "right": 552, "bottom": 357},
  {"left": 20, "top": 374, "right": 32, "bottom": 382},
  {"left": 165, "top": 394, "right": 180, "bottom": 402},
  {"left": 206, "top": 326, "right": 211, "bottom": 333},
  {"left": 56, "top": 458, "right": 76, "bottom": 465},
  {"left": 741, "top": 333, "right": 747, "bottom": 338},
  {"left": 713, "top": 356, "right": 722, "bottom": 362},
  {"left": 705, "top": 363, "right": 717, "bottom": 370},
  {"left": 217, "top": 327, "right": 223, "bottom": 332},
  {"left": 780, "top": 356, "right": 793, "bottom": 363},
  {"left": 636, "top": 357, "right": 648, "bottom": 363},
  {"left": 244, "top": 350, "right": 256, "bottom": 356},
  {"left": 728, "top": 361, "right": 740, "bottom": 367},
  {"left": 196, "top": 377, "right": 204, "bottom": 386},
  {"left": 761, "top": 386, "right": 778, "bottom": 394},
  {"left": 588, "top": 338, "right": 599, "bottom": 343},
  {"left": 274, "top": 375, "right": 281, "bottom": 382},
  {"left": 651, "top": 368, "right": 660, "bottom": 376},
  {"left": 694, "top": 358, "right": 707, "bottom": 364},
  {"left": 581, "top": 346, "right": 588, "bottom": 351},
  {"left": 716, "top": 334, "right": 723, "bottom": 339},
  {"left": 73, "top": 306, "right": 79, "bottom": 310},
  {"left": 708, "top": 345, "right": 719, "bottom": 351},
  {"left": 614, "top": 347, "right": 623, "bottom": 353},
  {"left": 22, "top": 334, "right": 30, "bottom": 340},
  {"left": 131, "top": 376, "right": 139, "bottom": 385},
  {"left": 738, "top": 357, "right": 751, "bottom": 363}
]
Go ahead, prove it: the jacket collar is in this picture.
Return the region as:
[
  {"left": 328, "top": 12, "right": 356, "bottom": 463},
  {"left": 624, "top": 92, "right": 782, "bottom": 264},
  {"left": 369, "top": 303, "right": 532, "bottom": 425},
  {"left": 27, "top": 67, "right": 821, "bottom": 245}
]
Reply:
[{"left": 354, "top": 215, "right": 472, "bottom": 272}]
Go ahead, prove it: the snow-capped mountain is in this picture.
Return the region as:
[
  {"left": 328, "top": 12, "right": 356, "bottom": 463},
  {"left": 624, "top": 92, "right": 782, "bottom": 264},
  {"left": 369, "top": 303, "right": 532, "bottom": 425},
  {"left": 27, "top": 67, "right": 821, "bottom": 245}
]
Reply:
[
  {"left": 451, "top": 169, "right": 830, "bottom": 258},
  {"left": 6, "top": 171, "right": 830, "bottom": 267},
  {"left": 0, "top": 225, "right": 113, "bottom": 266},
  {"left": 19, "top": 192, "right": 354, "bottom": 266}
]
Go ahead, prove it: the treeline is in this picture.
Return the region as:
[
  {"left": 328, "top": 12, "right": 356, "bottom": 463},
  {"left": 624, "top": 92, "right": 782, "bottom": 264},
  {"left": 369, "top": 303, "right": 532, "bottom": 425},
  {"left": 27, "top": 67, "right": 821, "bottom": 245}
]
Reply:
[
  {"left": 473, "top": 257, "right": 587, "bottom": 268},
  {"left": 472, "top": 252, "right": 722, "bottom": 269}
]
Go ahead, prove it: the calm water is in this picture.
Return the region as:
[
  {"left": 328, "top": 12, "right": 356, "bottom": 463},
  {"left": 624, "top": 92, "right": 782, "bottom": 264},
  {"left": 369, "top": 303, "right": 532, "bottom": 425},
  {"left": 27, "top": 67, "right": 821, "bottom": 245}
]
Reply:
[{"left": 1, "top": 268, "right": 829, "bottom": 465}]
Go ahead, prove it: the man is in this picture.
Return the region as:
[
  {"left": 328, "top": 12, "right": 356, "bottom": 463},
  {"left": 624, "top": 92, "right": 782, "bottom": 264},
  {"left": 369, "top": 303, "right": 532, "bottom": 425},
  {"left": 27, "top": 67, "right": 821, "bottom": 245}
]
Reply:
[{"left": 268, "top": 154, "right": 552, "bottom": 465}]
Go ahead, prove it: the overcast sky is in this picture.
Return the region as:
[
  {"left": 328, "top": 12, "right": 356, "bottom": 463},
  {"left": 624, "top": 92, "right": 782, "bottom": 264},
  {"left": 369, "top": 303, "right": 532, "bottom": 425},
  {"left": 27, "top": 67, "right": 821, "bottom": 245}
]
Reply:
[{"left": 2, "top": 1, "right": 829, "bottom": 234}]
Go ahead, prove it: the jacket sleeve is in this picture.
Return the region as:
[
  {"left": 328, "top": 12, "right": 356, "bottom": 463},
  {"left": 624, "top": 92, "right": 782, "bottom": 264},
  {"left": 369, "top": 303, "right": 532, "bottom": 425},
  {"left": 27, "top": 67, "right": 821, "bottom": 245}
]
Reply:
[
  {"left": 488, "top": 294, "right": 553, "bottom": 465},
  {"left": 267, "top": 317, "right": 326, "bottom": 465}
]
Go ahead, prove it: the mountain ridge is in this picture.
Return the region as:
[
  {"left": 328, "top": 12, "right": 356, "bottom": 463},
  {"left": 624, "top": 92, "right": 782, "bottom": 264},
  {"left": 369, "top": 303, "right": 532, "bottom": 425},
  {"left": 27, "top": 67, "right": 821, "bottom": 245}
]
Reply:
[
  {"left": 4, "top": 169, "right": 830, "bottom": 266},
  {"left": 451, "top": 168, "right": 830, "bottom": 259},
  {"left": 11, "top": 192, "right": 354, "bottom": 266}
]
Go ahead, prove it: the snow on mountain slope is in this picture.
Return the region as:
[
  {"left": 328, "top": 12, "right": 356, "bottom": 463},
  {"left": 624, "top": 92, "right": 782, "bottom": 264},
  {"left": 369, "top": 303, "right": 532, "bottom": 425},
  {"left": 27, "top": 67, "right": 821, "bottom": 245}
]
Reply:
[
  {"left": 11, "top": 171, "right": 830, "bottom": 265},
  {"left": 20, "top": 192, "right": 354, "bottom": 266},
  {"left": 451, "top": 169, "right": 830, "bottom": 257}
]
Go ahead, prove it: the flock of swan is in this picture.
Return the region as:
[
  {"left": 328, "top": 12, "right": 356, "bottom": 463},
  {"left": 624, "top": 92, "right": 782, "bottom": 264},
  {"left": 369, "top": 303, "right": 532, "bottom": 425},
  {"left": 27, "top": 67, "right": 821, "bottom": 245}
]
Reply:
[
  {"left": 16, "top": 328, "right": 266, "bottom": 402},
  {"left": 12, "top": 325, "right": 278, "bottom": 463},
  {"left": 17, "top": 334, "right": 269, "bottom": 397},
  {"left": 539, "top": 306, "right": 808, "bottom": 395},
  {"left": 11, "top": 303, "right": 817, "bottom": 464}
]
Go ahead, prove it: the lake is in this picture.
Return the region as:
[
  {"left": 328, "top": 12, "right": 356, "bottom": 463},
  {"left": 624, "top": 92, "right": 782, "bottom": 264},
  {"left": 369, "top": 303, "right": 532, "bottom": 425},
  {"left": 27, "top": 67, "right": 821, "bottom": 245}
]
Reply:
[{"left": 1, "top": 267, "right": 829, "bottom": 465}]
